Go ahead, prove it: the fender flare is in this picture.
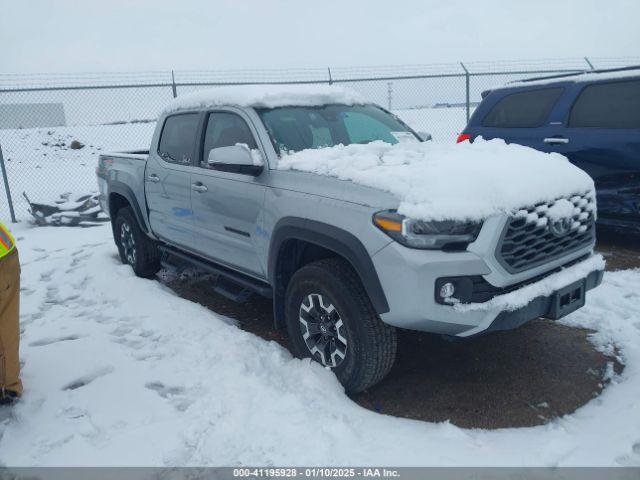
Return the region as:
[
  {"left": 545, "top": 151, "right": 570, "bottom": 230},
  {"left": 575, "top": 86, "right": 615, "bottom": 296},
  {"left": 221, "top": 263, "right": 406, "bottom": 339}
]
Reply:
[
  {"left": 268, "top": 217, "right": 390, "bottom": 315},
  {"left": 108, "top": 181, "right": 150, "bottom": 234}
]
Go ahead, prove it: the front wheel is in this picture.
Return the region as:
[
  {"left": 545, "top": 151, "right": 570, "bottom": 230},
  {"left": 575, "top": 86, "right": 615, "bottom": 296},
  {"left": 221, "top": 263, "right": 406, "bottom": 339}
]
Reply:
[
  {"left": 285, "top": 258, "right": 397, "bottom": 393},
  {"left": 114, "top": 206, "right": 160, "bottom": 278}
]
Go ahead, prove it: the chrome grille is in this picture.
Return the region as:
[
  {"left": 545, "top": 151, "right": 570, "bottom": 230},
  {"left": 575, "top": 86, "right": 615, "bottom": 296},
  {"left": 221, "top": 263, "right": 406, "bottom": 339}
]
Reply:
[{"left": 497, "top": 192, "right": 596, "bottom": 273}]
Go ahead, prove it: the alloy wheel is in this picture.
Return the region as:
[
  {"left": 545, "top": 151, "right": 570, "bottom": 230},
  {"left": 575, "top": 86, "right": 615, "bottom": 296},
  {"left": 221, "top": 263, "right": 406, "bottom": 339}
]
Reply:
[
  {"left": 299, "top": 293, "right": 348, "bottom": 368},
  {"left": 120, "top": 222, "right": 137, "bottom": 265}
]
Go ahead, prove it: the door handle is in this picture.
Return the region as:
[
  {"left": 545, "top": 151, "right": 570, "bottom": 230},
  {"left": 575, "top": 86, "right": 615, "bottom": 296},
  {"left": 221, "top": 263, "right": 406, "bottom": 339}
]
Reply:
[
  {"left": 543, "top": 137, "right": 569, "bottom": 145},
  {"left": 191, "top": 183, "right": 208, "bottom": 193},
  {"left": 147, "top": 174, "right": 160, "bottom": 183}
]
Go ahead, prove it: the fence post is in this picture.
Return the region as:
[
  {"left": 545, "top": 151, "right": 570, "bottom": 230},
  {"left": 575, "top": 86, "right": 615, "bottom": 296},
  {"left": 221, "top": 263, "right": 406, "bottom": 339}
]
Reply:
[
  {"left": 0, "top": 143, "right": 17, "bottom": 223},
  {"left": 327, "top": 67, "right": 333, "bottom": 85},
  {"left": 584, "top": 57, "right": 595, "bottom": 70},
  {"left": 171, "top": 70, "right": 178, "bottom": 98},
  {"left": 460, "top": 62, "right": 470, "bottom": 123}
]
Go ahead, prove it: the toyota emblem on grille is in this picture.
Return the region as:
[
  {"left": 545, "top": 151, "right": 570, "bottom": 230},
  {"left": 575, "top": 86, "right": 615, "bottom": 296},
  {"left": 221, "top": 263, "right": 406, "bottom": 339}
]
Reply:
[{"left": 549, "top": 217, "right": 572, "bottom": 237}]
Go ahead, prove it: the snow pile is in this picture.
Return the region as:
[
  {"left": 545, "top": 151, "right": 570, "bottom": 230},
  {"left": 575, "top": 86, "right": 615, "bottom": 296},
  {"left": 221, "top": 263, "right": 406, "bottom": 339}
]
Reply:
[
  {"left": 2, "top": 224, "right": 640, "bottom": 466},
  {"left": 278, "top": 138, "right": 595, "bottom": 221},
  {"left": 24, "top": 191, "right": 108, "bottom": 227},
  {"left": 163, "top": 85, "right": 365, "bottom": 114}
]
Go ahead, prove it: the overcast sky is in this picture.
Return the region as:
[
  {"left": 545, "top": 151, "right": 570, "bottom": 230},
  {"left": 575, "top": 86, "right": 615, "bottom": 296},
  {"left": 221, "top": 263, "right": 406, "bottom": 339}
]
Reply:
[{"left": 2, "top": 0, "right": 639, "bottom": 73}]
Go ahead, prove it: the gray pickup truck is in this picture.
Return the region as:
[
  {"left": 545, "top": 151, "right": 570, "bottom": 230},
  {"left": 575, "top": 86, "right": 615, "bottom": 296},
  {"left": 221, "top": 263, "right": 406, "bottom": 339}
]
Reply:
[{"left": 97, "top": 86, "right": 603, "bottom": 392}]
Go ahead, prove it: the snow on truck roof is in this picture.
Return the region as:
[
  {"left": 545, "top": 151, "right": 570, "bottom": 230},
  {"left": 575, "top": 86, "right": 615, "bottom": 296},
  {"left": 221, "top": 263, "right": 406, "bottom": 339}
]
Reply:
[{"left": 163, "top": 84, "right": 366, "bottom": 113}]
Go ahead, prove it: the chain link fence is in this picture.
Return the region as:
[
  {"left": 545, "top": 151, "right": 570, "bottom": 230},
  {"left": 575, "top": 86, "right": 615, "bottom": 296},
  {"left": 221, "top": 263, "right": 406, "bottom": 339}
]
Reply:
[{"left": 1, "top": 56, "right": 639, "bottom": 221}]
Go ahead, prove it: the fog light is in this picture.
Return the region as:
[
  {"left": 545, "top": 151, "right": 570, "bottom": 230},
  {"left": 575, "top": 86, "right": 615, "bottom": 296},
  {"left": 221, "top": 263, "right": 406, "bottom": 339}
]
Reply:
[{"left": 439, "top": 282, "right": 456, "bottom": 299}]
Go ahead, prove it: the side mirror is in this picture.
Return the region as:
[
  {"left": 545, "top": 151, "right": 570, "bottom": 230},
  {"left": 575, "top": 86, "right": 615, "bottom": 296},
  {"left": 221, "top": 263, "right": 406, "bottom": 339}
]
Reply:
[
  {"left": 417, "top": 131, "right": 432, "bottom": 142},
  {"left": 207, "top": 144, "right": 263, "bottom": 176}
]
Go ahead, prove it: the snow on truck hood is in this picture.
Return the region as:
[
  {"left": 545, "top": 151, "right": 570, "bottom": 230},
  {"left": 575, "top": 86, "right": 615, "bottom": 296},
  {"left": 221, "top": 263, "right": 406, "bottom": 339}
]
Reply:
[
  {"left": 278, "top": 138, "right": 595, "bottom": 222},
  {"left": 163, "top": 84, "right": 365, "bottom": 113}
]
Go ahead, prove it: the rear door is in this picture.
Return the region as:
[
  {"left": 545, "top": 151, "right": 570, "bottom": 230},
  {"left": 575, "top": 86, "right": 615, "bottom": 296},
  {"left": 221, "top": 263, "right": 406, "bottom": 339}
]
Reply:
[
  {"left": 467, "top": 87, "right": 565, "bottom": 150},
  {"left": 544, "top": 79, "right": 640, "bottom": 223},
  {"left": 190, "top": 109, "right": 267, "bottom": 278},
  {"left": 145, "top": 113, "right": 200, "bottom": 247}
]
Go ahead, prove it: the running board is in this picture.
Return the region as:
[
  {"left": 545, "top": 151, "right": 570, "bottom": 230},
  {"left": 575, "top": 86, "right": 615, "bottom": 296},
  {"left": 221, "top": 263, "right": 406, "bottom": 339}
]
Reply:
[
  {"left": 159, "top": 246, "right": 272, "bottom": 299},
  {"left": 213, "top": 277, "right": 254, "bottom": 303}
]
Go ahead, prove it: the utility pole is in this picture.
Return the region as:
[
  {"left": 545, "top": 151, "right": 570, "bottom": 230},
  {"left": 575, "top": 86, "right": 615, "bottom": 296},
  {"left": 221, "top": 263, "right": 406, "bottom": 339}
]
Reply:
[
  {"left": 460, "top": 62, "right": 470, "bottom": 123},
  {"left": 171, "top": 70, "right": 177, "bottom": 98}
]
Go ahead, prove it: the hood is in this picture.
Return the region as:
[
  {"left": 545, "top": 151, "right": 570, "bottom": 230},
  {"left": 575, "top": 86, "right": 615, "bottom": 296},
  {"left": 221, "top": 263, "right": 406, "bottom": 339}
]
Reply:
[
  {"left": 277, "top": 138, "right": 595, "bottom": 222},
  {"left": 269, "top": 169, "right": 400, "bottom": 210}
]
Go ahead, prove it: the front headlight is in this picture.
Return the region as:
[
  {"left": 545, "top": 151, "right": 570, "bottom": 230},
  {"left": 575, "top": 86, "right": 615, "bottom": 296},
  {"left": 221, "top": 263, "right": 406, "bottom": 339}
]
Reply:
[{"left": 373, "top": 211, "right": 482, "bottom": 250}]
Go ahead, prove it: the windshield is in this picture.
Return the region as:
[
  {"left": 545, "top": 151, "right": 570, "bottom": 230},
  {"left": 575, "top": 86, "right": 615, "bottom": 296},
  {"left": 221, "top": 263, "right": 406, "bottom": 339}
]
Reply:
[{"left": 256, "top": 104, "right": 419, "bottom": 154}]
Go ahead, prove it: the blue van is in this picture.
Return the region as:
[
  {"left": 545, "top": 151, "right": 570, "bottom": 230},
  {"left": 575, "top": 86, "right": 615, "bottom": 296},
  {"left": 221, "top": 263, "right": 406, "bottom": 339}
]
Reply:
[{"left": 460, "top": 67, "right": 640, "bottom": 233}]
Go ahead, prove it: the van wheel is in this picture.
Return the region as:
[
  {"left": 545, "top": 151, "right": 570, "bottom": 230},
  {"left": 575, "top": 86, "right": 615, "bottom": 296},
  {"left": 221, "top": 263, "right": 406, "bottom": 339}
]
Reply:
[
  {"left": 285, "top": 258, "right": 397, "bottom": 393},
  {"left": 114, "top": 207, "right": 160, "bottom": 278}
]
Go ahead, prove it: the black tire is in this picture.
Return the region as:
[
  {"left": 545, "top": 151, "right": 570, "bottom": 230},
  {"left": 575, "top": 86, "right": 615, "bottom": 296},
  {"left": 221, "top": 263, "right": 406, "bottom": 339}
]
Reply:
[
  {"left": 113, "top": 206, "right": 161, "bottom": 278},
  {"left": 285, "top": 257, "right": 397, "bottom": 393}
]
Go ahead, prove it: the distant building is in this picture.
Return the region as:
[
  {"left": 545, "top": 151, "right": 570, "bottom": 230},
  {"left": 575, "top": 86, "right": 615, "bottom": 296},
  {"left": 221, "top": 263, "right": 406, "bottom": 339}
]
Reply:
[{"left": 0, "top": 103, "right": 66, "bottom": 129}]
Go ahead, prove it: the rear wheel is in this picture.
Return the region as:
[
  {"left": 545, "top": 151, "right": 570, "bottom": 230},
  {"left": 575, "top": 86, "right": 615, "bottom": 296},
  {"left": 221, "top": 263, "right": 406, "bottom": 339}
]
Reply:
[
  {"left": 285, "top": 258, "right": 397, "bottom": 393},
  {"left": 114, "top": 206, "right": 160, "bottom": 278}
]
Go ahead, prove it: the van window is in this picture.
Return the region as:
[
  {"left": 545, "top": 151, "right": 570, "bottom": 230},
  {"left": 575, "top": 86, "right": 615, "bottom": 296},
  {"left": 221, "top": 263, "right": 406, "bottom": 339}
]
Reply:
[
  {"left": 202, "top": 112, "right": 257, "bottom": 167},
  {"left": 158, "top": 114, "right": 200, "bottom": 165},
  {"left": 568, "top": 80, "right": 640, "bottom": 129},
  {"left": 482, "top": 88, "right": 564, "bottom": 128}
]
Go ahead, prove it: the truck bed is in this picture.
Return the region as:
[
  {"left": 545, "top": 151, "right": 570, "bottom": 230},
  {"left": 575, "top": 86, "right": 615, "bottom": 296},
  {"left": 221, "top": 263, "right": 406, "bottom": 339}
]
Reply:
[{"left": 97, "top": 151, "right": 150, "bottom": 219}]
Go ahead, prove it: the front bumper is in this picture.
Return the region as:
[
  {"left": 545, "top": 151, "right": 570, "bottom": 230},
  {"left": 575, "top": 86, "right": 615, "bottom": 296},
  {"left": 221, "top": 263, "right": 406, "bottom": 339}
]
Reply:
[
  {"left": 372, "top": 238, "right": 603, "bottom": 337},
  {"left": 475, "top": 267, "right": 603, "bottom": 336}
]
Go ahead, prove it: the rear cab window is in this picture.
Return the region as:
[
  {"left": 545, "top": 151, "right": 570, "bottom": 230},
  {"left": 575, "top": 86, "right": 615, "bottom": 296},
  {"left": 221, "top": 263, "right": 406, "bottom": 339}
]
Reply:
[
  {"left": 568, "top": 79, "right": 640, "bottom": 129},
  {"left": 482, "top": 88, "right": 564, "bottom": 128},
  {"left": 157, "top": 113, "right": 200, "bottom": 165}
]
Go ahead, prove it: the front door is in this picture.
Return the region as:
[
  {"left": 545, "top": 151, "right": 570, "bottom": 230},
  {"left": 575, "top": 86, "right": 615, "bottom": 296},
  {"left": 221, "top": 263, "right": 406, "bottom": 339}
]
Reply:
[
  {"left": 190, "top": 110, "right": 267, "bottom": 278},
  {"left": 146, "top": 113, "right": 200, "bottom": 247}
]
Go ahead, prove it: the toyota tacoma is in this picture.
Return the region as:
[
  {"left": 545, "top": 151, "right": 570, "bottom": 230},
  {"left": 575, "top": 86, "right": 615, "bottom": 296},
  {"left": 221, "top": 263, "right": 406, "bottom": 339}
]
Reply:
[{"left": 97, "top": 85, "right": 604, "bottom": 392}]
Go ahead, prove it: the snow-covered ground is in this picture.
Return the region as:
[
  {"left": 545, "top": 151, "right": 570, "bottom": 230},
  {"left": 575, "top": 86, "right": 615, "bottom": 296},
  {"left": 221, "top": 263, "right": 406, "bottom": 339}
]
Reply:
[
  {"left": 396, "top": 106, "right": 469, "bottom": 142},
  {"left": 1, "top": 222, "right": 640, "bottom": 466},
  {"left": 0, "top": 123, "right": 155, "bottom": 219}
]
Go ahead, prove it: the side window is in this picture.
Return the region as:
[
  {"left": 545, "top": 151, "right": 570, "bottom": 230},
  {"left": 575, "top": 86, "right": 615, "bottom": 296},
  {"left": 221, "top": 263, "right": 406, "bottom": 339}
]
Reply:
[
  {"left": 157, "top": 114, "right": 200, "bottom": 165},
  {"left": 568, "top": 80, "right": 640, "bottom": 129},
  {"left": 201, "top": 112, "right": 257, "bottom": 167},
  {"left": 343, "top": 112, "right": 397, "bottom": 144},
  {"left": 482, "top": 88, "right": 564, "bottom": 128}
]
